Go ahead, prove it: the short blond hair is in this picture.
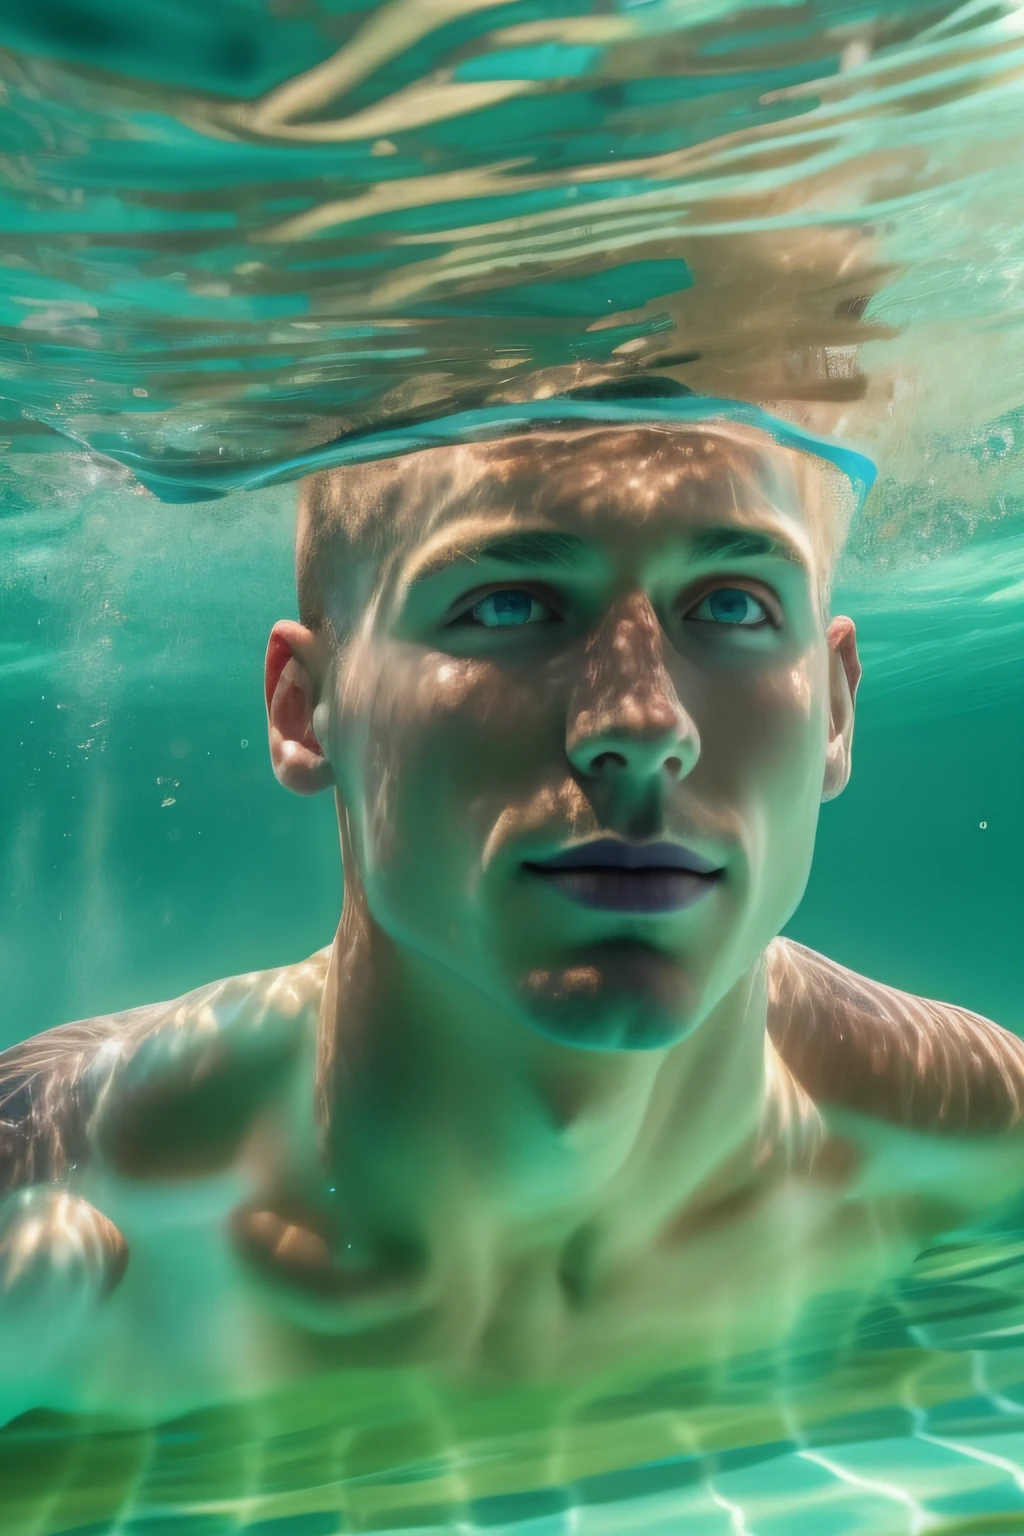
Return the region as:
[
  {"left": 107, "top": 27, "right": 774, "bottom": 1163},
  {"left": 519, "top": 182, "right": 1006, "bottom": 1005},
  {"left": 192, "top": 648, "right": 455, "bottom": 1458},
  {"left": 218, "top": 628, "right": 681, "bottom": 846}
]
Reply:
[{"left": 295, "top": 422, "right": 853, "bottom": 640}]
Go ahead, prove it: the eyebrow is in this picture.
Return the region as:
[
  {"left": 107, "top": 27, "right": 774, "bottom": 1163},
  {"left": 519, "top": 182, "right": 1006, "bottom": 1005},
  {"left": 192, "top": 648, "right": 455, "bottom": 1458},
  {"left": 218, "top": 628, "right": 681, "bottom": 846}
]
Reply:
[
  {"left": 406, "top": 522, "right": 809, "bottom": 586},
  {"left": 685, "top": 527, "right": 808, "bottom": 568},
  {"left": 408, "top": 530, "right": 591, "bottom": 584}
]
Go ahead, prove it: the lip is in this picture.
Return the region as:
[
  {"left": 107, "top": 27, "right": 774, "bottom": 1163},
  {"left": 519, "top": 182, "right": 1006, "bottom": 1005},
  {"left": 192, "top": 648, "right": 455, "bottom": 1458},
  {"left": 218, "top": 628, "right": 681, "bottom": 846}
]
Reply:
[{"left": 523, "top": 838, "right": 723, "bottom": 914}]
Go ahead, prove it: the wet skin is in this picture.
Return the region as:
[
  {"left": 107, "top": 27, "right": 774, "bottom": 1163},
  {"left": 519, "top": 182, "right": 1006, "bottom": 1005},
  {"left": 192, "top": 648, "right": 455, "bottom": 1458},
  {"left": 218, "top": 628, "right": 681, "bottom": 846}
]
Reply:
[
  {"left": 294, "top": 426, "right": 850, "bottom": 1060},
  {"left": 2, "top": 428, "right": 1024, "bottom": 1508}
]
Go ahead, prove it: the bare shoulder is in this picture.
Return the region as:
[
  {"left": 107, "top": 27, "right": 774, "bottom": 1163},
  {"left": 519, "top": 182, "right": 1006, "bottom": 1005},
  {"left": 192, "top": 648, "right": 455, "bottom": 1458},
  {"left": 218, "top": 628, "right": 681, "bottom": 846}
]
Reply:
[
  {"left": 0, "top": 948, "right": 330, "bottom": 1193},
  {"left": 767, "top": 938, "right": 1024, "bottom": 1136}
]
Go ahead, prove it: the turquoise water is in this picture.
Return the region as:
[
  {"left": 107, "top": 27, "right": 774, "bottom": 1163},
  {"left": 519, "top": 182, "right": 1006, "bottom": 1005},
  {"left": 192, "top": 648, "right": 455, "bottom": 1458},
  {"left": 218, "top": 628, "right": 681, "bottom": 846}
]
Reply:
[
  {"left": 3, "top": 462, "right": 1022, "bottom": 1047},
  {"left": 2, "top": 0, "right": 1024, "bottom": 1531}
]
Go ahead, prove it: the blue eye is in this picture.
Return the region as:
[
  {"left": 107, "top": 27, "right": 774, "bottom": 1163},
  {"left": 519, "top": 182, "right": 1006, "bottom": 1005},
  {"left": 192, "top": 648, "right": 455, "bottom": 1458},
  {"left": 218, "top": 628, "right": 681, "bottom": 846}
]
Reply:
[
  {"left": 467, "top": 589, "right": 551, "bottom": 628},
  {"left": 689, "top": 587, "right": 769, "bottom": 627}
]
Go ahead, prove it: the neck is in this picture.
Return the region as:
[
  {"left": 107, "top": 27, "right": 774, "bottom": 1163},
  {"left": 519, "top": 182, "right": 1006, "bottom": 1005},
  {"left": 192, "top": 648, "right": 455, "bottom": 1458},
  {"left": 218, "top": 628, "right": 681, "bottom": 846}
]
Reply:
[{"left": 312, "top": 882, "right": 780, "bottom": 1265}]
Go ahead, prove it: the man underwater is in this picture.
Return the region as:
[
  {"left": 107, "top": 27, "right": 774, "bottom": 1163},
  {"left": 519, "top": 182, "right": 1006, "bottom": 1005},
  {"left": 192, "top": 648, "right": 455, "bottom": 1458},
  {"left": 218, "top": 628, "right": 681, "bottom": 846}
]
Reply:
[{"left": 3, "top": 390, "right": 1024, "bottom": 1495}]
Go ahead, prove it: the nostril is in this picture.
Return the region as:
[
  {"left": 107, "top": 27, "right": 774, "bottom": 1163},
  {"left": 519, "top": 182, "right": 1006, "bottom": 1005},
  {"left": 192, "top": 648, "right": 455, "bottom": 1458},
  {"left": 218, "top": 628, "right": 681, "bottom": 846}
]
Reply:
[
  {"left": 591, "top": 750, "right": 628, "bottom": 774},
  {"left": 665, "top": 755, "right": 683, "bottom": 778}
]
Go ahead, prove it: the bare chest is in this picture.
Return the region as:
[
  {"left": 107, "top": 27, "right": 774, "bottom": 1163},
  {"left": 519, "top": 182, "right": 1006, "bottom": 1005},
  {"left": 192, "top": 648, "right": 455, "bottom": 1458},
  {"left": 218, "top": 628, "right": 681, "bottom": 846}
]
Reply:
[
  {"left": 43, "top": 1162, "right": 926, "bottom": 1426},
  {"left": 467, "top": 1173, "right": 926, "bottom": 1391}
]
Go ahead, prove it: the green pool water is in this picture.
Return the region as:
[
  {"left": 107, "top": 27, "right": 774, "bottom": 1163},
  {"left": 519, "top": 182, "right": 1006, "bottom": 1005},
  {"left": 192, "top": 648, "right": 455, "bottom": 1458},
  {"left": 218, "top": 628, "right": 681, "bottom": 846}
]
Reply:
[{"left": 2, "top": 0, "right": 1024, "bottom": 1531}]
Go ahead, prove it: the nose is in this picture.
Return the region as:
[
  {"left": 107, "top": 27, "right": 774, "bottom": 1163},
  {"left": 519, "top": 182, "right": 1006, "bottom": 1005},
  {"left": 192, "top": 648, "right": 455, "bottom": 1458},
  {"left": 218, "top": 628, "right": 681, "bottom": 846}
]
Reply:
[{"left": 566, "top": 595, "right": 699, "bottom": 783}]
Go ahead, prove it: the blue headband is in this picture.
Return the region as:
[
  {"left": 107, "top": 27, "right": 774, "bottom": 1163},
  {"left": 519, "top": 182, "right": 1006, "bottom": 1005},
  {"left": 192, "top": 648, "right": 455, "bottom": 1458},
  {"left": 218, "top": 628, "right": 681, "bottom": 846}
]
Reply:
[{"left": 108, "top": 393, "right": 877, "bottom": 506}]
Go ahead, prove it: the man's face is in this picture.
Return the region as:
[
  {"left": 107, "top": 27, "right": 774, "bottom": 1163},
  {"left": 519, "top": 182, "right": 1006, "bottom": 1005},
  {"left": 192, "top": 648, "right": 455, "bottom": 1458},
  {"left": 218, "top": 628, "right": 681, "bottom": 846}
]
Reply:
[{"left": 314, "top": 428, "right": 855, "bottom": 1050}]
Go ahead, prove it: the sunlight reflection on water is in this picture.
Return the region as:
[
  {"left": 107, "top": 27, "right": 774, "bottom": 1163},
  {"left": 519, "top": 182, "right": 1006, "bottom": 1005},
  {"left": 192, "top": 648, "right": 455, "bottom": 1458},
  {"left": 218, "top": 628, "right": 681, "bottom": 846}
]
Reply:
[{"left": 1, "top": 3, "right": 1024, "bottom": 1534}]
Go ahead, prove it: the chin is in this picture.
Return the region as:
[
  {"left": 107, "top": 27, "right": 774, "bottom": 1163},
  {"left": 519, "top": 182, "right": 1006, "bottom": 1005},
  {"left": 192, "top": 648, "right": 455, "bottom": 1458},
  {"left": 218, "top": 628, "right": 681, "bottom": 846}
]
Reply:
[{"left": 514, "top": 943, "right": 700, "bottom": 1052}]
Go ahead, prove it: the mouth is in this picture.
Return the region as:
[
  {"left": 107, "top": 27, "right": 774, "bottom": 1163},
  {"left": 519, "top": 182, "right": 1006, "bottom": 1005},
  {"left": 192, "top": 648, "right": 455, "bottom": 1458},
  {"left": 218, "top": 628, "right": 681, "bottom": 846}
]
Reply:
[{"left": 522, "top": 838, "right": 724, "bottom": 914}]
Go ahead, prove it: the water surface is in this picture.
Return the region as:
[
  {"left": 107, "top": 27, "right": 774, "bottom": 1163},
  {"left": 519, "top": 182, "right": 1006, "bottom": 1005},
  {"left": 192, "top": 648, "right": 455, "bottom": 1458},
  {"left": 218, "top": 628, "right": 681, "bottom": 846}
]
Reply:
[{"left": 2, "top": 1, "right": 1024, "bottom": 1531}]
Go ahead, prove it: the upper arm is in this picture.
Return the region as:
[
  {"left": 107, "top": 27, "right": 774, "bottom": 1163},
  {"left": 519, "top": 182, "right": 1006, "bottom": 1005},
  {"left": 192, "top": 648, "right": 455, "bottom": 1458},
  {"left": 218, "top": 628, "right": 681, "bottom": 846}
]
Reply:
[
  {"left": 767, "top": 938, "right": 1024, "bottom": 1137},
  {"left": 0, "top": 952, "right": 325, "bottom": 1195},
  {"left": 0, "top": 958, "right": 324, "bottom": 1410},
  {"left": 0, "top": 1023, "right": 107, "bottom": 1198},
  {"left": 0, "top": 1020, "right": 130, "bottom": 1402}
]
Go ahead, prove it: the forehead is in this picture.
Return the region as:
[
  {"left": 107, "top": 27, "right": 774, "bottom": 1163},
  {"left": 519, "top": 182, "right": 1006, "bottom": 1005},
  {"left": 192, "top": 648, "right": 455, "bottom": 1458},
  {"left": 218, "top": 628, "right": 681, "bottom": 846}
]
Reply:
[{"left": 380, "top": 425, "right": 827, "bottom": 572}]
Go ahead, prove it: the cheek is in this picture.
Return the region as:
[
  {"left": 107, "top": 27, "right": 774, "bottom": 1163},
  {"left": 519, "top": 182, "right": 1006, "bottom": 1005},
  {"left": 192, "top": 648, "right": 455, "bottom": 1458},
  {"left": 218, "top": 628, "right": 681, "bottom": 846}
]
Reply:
[
  {"left": 744, "top": 657, "right": 830, "bottom": 899},
  {"left": 691, "top": 653, "right": 827, "bottom": 947},
  {"left": 693, "top": 650, "right": 828, "bottom": 889},
  {"left": 753, "top": 656, "right": 823, "bottom": 775},
  {"left": 697, "top": 651, "right": 824, "bottom": 786},
  {"left": 339, "top": 648, "right": 557, "bottom": 879}
]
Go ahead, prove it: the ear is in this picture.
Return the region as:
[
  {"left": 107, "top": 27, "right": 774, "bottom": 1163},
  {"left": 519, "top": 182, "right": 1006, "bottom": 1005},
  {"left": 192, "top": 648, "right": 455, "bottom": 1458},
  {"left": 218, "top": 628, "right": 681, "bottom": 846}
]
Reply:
[
  {"left": 822, "top": 615, "right": 861, "bottom": 803},
  {"left": 265, "top": 620, "right": 334, "bottom": 796}
]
